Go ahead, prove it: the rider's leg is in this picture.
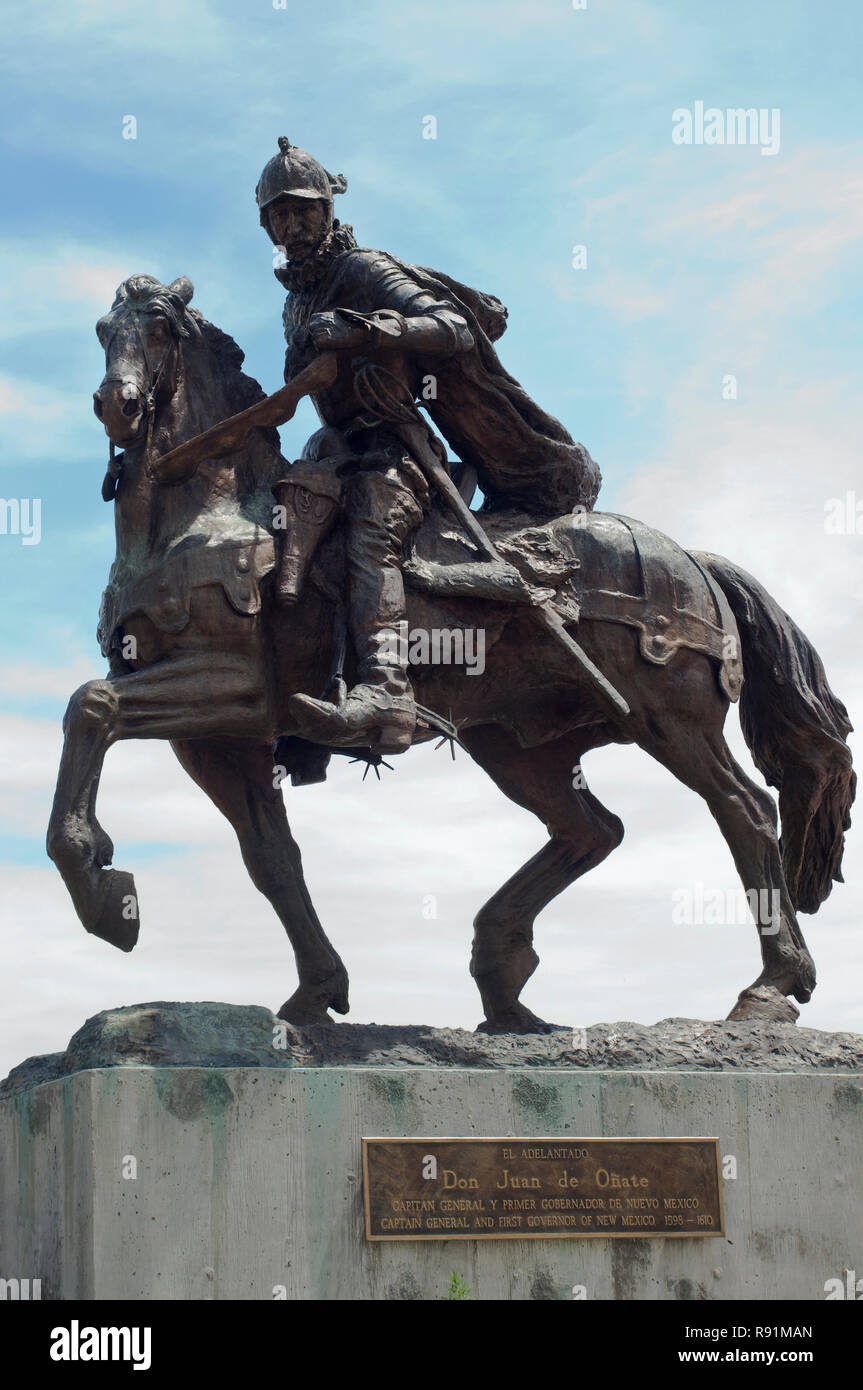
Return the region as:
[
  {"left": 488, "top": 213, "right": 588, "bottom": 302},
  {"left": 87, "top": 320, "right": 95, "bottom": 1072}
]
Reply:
[
  {"left": 290, "top": 462, "right": 424, "bottom": 753},
  {"left": 346, "top": 464, "right": 422, "bottom": 695}
]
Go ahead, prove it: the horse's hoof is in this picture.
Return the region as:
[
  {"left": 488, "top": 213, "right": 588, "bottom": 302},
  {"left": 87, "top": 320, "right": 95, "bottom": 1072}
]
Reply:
[
  {"left": 277, "top": 972, "right": 349, "bottom": 1026},
  {"left": 87, "top": 869, "right": 139, "bottom": 952},
  {"left": 476, "top": 1005, "right": 555, "bottom": 1036},
  {"left": 726, "top": 985, "right": 799, "bottom": 1024},
  {"left": 277, "top": 995, "right": 334, "bottom": 1027}
]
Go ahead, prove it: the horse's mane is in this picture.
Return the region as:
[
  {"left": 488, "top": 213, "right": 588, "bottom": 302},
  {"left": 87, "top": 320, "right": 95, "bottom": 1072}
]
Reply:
[
  {"left": 191, "top": 314, "right": 245, "bottom": 371},
  {"left": 188, "top": 313, "right": 264, "bottom": 413}
]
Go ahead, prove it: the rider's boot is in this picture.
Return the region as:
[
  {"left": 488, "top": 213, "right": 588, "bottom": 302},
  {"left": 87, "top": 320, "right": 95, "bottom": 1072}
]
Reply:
[
  {"left": 293, "top": 673, "right": 416, "bottom": 756},
  {"left": 289, "top": 467, "right": 420, "bottom": 755}
]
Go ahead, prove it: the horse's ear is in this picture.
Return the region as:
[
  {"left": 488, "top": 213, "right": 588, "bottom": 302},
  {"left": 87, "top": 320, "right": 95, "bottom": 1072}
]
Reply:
[{"left": 167, "top": 276, "right": 194, "bottom": 306}]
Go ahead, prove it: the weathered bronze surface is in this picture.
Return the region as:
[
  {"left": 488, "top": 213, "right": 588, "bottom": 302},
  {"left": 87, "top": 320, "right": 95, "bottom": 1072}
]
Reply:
[
  {"left": 363, "top": 1137, "right": 724, "bottom": 1240},
  {"left": 46, "top": 135, "right": 854, "bottom": 1034}
]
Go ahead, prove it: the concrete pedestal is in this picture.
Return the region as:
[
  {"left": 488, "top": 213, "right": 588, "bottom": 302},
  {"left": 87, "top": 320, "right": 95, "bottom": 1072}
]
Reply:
[{"left": 2, "top": 1063, "right": 861, "bottom": 1301}]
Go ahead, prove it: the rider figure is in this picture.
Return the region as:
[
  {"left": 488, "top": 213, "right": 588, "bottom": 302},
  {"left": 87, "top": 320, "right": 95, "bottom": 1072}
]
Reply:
[{"left": 256, "top": 137, "right": 601, "bottom": 755}]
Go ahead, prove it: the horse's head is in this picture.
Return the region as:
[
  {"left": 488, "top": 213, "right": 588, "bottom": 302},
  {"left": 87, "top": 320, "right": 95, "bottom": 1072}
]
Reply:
[{"left": 93, "top": 274, "right": 198, "bottom": 447}]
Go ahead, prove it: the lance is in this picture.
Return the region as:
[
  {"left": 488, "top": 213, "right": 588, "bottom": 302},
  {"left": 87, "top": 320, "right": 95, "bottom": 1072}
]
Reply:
[{"left": 148, "top": 352, "right": 339, "bottom": 484}]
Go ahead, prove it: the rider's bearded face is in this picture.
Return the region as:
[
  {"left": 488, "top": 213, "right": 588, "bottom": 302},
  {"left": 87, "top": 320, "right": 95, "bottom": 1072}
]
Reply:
[{"left": 268, "top": 196, "right": 331, "bottom": 263}]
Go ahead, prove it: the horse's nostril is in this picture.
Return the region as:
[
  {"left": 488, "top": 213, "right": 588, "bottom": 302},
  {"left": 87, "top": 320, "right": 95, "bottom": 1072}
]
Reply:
[
  {"left": 122, "top": 398, "right": 139, "bottom": 418},
  {"left": 93, "top": 395, "right": 103, "bottom": 418}
]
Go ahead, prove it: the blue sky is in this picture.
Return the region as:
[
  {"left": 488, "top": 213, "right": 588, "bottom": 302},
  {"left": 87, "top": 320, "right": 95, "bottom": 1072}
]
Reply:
[
  {"left": 1, "top": 0, "right": 859, "bottom": 662},
  {"left": 1, "top": 1, "right": 862, "bottom": 1068}
]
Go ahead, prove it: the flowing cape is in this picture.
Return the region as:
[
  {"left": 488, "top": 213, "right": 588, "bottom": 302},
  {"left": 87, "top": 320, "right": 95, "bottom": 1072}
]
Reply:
[{"left": 393, "top": 256, "right": 601, "bottom": 516}]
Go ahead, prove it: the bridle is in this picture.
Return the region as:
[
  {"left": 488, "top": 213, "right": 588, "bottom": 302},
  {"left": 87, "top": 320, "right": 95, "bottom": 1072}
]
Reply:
[{"left": 100, "top": 305, "right": 183, "bottom": 500}]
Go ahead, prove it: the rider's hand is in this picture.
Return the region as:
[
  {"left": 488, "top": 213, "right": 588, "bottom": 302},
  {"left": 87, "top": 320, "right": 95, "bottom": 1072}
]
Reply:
[
  {"left": 307, "top": 312, "right": 367, "bottom": 352},
  {"left": 499, "top": 561, "right": 556, "bottom": 606}
]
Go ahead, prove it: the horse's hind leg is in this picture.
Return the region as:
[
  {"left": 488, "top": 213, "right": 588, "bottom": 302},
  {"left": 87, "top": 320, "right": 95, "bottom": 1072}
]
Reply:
[
  {"left": 462, "top": 724, "right": 624, "bottom": 1035},
  {"left": 632, "top": 689, "right": 816, "bottom": 1022},
  {"left": 172, "top": 738, "right": 349, "bottom": 1024}
]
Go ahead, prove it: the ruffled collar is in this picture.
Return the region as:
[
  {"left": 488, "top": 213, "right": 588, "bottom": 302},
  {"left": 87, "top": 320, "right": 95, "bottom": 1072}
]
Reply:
[{"left": 274, "top": 222, "right": 358, "bottom": 292}]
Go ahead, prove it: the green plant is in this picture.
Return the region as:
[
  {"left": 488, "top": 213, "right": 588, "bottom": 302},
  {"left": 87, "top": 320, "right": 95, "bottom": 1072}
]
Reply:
[{"left": 441, "top": 1272, "right": 474, "bottom": 1300}]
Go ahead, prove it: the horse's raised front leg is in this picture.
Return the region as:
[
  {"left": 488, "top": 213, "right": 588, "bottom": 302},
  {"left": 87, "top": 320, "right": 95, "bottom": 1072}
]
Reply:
[
  {"left": 47, "top": 651, "right": 271, "bottom": 951},
  {"left": 47, "top": 678, "right": 138, "bottom": 949},
  {"left": 171, "top": 737, "right": 349, "bottom": 1024}
]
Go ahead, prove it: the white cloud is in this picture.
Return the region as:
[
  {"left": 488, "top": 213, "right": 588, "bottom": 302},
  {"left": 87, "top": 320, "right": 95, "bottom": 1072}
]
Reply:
[
  {"left": 0, "top": 373, "right": 91, "bottom": 461},
  {"left": 558, "top": 143, "right": 863, "bottom": 354},
  {"left": 0, "top": 241, "right": 134, "bottom": 341},
  {"left": 0, "top": 659, "right": 96, "bottom": 700}
]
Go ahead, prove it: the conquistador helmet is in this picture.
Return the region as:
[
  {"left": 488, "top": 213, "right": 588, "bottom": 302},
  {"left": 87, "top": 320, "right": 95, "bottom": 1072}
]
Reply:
[{"left": 255, "top": 136, "right": 348, "bottom": 237}]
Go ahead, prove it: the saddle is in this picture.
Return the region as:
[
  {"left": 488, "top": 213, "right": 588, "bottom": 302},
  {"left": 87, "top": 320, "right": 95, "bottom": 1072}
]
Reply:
[
  {"left": 280, "top": 455, "right": 743, "bottom": 705},
  {"left": 556, "top": 512, "right": 743, "bottom": 703},
  {"left": 406, "top": 501, "right": 742, "bottom": 704}
]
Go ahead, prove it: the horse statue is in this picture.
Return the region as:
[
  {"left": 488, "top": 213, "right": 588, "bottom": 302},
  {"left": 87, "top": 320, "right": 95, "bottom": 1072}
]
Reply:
[{"left": 47, "top": 273, "right": 855, "bottom": 1033}]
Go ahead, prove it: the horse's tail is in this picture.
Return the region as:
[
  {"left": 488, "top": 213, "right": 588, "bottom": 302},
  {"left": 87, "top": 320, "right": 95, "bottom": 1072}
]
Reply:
[{"left": 692, "top": 551, "right": 855, "bottom": 914}]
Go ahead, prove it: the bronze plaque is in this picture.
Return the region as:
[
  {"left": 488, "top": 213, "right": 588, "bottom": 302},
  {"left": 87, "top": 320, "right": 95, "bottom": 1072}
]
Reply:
[{"left": 363, "top": 1137, "right": 724, "bottom": 1240}]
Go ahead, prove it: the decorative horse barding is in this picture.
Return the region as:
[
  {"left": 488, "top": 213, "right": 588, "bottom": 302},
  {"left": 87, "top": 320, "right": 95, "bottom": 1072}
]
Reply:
[{"left": 48, "top": 275, "right": 854, "bottom": 1033}]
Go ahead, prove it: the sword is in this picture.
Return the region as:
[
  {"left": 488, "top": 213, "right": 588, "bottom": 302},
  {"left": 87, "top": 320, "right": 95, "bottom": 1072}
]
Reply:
[{"left": 148, "top": 352, "right": 339, "bottom": 484}]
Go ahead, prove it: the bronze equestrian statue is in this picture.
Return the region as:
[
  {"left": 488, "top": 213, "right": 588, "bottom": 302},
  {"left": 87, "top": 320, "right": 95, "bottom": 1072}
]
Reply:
[{"left": 47, "top": 139, "right": 854, "bottom": 1034}]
